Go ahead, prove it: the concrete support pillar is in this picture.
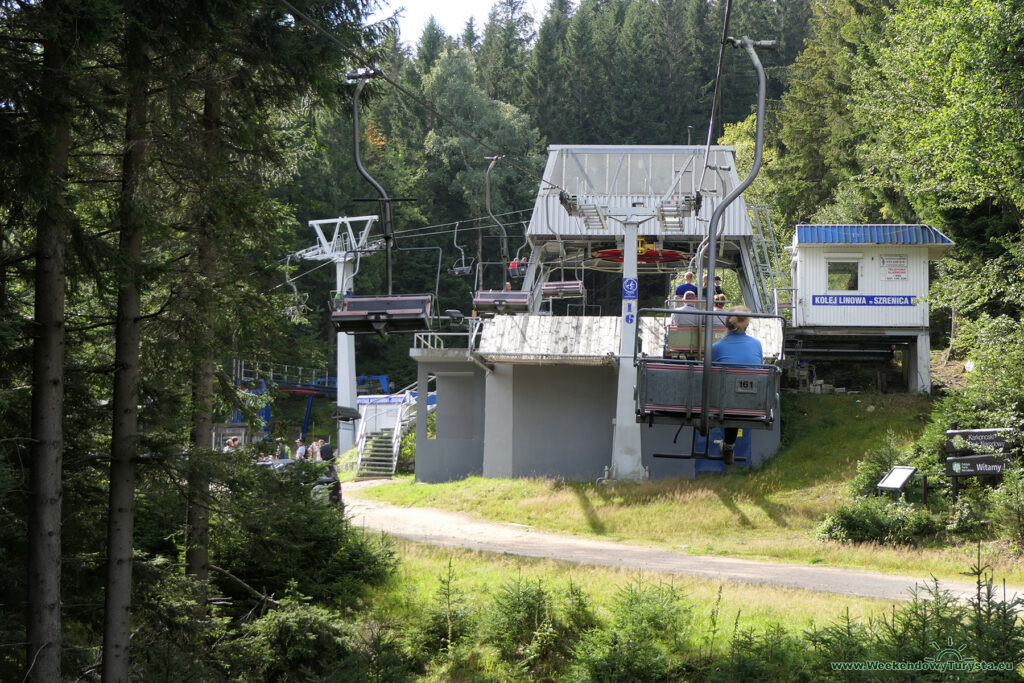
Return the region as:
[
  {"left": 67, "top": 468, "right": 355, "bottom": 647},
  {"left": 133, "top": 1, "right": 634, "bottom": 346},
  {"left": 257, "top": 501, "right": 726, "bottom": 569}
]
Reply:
[
  {"left": 908, "top": 332, "right": 931, "bottom": 394},
  {"left": 336, "top": 261, "right": 357, "bottom": 452},
  {"left": 611, "top": 220, "right": 645, "bottom": 480}
]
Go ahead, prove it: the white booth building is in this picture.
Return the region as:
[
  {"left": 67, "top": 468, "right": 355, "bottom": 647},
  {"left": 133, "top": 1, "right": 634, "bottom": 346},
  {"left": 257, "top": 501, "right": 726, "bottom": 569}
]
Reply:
[{"left": 788, "top": 224, "right": 954, "bottom": 392}]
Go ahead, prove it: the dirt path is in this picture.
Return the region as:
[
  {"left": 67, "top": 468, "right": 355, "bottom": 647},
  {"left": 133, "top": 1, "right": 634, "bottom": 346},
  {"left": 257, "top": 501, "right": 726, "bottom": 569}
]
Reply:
[{"left": 343, "top": 480, "right": 1023, "bottom": 602}]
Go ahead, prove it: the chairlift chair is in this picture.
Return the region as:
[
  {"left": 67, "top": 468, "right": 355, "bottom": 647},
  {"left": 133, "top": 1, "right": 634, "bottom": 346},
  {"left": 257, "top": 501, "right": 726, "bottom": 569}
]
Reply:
[
  {"left": 635, "top": 308, "right": 783, "bottom": 434},
  {"left": 330, "top": 293, "right": 435, "bottom": 335},
  {"left": 449, "top": 221, "right": 475, "bottom": 276}
]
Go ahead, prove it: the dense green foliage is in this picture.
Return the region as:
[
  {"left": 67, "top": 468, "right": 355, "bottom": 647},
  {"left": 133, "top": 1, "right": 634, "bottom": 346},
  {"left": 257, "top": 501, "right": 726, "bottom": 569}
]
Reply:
[{"left": 5, "top": 0, "right": 1024, "bottom": 677}]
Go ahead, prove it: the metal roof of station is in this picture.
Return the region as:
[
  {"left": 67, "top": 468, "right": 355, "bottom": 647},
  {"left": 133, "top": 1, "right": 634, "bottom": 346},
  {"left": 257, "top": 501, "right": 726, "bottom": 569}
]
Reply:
[
  {"left": 795, "top": 224, "right": 954, "bottom": 247},
  {"left": 527, "top": 145, "right": 755, "bottom": 240}
]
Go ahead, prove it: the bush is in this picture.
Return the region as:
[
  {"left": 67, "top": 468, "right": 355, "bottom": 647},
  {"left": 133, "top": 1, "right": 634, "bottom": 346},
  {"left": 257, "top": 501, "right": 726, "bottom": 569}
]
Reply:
[
  {"left": 945, "top": 483, "right": 994, "bottom": 538},
  {"left": 713, "top": 622, "right": 809, "bottom": 682},
  {"left": 397, "top": 412, "right": 434, "bottom": 474},
  {"left": 818, "top": 497, "right": 940, "bottom": 544},
  {"left": 571, "top": 580, "right": 692, "bottom": 682},
  {"left": 848, "top": 431, "right": 906, "bottom": 498},
  {"left": 210, "top": 458, "right": 396, "bottom": 606},
  {"left": 220, "top": 594, "right": 366, "bottom": 682},
  {"left": 994, "top": 466, "right": 1024, "bottom": 550},
  {"left": 486, "top": 574, "right": 555, "bottom": 664}
]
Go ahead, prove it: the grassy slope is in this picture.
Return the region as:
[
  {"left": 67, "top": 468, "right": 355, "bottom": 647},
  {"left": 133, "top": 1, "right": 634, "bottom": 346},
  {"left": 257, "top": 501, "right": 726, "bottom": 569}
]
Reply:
[
  {"left": 374, "top": 540, "right": 895, "bottom": 646},
  {"left": 358, "top": 393, "right": 1024, "bottom": 584}
]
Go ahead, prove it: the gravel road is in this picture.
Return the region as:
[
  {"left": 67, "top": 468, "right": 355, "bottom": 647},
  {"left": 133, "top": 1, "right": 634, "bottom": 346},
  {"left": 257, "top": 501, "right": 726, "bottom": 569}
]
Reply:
[{"left": 343, "top": 479, "right": 1021, "bottom": 602}]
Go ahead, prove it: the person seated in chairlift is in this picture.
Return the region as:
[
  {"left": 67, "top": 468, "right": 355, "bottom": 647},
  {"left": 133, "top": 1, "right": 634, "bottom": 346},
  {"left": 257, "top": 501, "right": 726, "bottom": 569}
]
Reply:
[
  {"left": 294, "top": 438, "right": 307, "bottom": 459},
  {"left": 712, "top": 293, "right": 729, "bottom": 328},
  {"left": 671, "top": 291, "right": 700, "bottom": 327},
  {"left": 711, "top": 306, "right": 763, "bottom": 465},
  {"left": 700, "top": 275, "right": 725, "bottom": 298},
  {"left": 674, "top": 270, "right": 698, "bottom": 298}
]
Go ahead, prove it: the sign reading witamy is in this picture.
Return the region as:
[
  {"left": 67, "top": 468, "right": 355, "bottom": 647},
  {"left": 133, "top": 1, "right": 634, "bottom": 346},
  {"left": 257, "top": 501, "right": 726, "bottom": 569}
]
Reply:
[
  {"left": 812, "top": 294, "right": 917, "bottom": 306},
  {"left": 945, "top": 455, "right": 1009, "bottom": 478},
  {"left": 880, "top": 254, "right": 909, "bottom": 281}
]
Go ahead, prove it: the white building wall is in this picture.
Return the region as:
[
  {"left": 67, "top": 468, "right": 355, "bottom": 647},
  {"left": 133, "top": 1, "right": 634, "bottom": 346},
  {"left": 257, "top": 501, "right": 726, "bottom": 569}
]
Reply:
[{"left": 795, "top": 245, "right": 930, "bottom": 327}]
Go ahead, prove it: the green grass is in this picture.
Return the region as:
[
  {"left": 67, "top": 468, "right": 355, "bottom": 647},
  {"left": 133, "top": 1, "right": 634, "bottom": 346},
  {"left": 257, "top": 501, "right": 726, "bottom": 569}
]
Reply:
[
  {"left": 371, "top": 539, "right": 895, "bottom": 644},
  {"left": 356, "top": 394, "right": 1024, "bottom": 585}
]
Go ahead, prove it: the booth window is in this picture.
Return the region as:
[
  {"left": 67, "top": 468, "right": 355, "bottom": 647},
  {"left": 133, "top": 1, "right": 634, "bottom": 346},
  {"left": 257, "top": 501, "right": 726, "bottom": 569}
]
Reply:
[{"left": 827, "top": 261, "right": 859, "bottom": 291}]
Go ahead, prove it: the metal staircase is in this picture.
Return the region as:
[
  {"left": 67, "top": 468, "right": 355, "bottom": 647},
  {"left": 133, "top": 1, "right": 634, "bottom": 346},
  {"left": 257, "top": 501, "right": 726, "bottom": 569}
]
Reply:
[
  {"left": 747, "top": 204, "right": 791, "bottom": 321},
  {"left": 353, "top": 388, "right": 419, "bottom": 478}
]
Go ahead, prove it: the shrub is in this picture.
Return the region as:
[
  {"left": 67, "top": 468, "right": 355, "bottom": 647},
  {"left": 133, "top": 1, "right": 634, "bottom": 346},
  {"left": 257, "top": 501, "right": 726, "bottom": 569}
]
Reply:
[
  {"left": 414, "top": 558, "right": 475, "bottom": 655},
  {"left": 210, "top": 458, "right": 396, "bottom": 606},
  {"left": 571, "top": 580, "right": 692, "bottom": 682},
  {"left": 993, "top": 466, "right": 1024, "bottom": 549},
  {"left": 945, "top": 483, "right": 994, "bottom": 538},
  {"left": 220, "top": 594, "right": 366, "bottom": 682},
  {"left": 848, "top": 431, "right": 905, "bottom": 498},
  {"left": 818, "top": 497, "right": 940, "bottom": 544},
  {"left": 486, "top": 574, "right": 554, "bottom": 664},
  {"left": 397, "top": 412, "right": 434, "bottom": 474},
  {"left": 713, "top": 622, "right": 809, "bottom": 682}
]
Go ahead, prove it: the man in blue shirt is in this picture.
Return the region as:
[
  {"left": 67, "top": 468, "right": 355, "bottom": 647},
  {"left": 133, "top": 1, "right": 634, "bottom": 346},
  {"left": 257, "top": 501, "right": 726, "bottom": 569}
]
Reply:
[
  {"left": 674, "top": 271, "right": 698, "bottom": 298},
  {"left": 711, "top": 306, "right": 763, "bottom": 464}
]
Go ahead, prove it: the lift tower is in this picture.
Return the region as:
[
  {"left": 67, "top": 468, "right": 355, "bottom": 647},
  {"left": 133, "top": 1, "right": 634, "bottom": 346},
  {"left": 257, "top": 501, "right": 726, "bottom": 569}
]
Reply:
[{"left": 292, "top": 215, "right": 379, "bottom": 451}]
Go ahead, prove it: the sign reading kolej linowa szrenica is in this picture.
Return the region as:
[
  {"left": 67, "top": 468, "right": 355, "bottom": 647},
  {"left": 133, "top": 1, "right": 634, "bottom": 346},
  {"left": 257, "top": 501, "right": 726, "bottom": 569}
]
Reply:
[{"left": 812, "top": 294, "right": 917, "bottom": 306}]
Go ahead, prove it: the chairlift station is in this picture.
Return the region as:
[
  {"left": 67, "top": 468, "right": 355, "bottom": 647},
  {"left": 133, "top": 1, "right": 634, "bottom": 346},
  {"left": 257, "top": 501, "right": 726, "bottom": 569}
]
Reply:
[
  {"left": 319, "top": 144, "right": 952, "bottom": 482},
  {"left": 408, "top": 144, "right": 789, "bottom": 482}
]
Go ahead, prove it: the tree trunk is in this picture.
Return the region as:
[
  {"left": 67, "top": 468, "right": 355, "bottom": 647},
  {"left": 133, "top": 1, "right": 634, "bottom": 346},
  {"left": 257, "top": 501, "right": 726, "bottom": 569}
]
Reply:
[
  {"left": 26, "top": 21, "right": 69, "bottom": 683},
  {"left": 102, "top": 13, "right": 149, "bottom": 681},
  {"left": 184, "top": 85, "right": 222, "bottom": 605}
]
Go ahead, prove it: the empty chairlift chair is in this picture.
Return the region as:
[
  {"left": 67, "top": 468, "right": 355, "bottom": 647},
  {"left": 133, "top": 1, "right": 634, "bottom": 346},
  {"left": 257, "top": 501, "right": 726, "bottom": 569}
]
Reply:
[
  {"left": 472, "top": 289, "right": 532, "bottom": 315},
  {"left": 331, "top": 293, "right": 435, "bottom": 334},
  {"left": 540, "top": 280, "right": 585, "bottom": 300}
]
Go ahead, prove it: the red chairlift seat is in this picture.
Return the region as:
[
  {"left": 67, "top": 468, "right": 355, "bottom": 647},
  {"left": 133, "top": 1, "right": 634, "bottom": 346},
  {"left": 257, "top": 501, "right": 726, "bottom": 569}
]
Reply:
[
  {"left": 592, "top": 248, "right": 686, "bottom": 263},
  {"left": 473, "top": 289, "right": 531, "bottom": 315},
  {"left": 331, "top": 294, "right": 434, "bottom": 334}
]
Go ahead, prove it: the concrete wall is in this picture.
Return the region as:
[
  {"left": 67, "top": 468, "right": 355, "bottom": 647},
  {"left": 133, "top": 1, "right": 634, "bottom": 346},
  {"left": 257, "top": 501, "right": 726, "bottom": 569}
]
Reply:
[
  {"left": 484, "top": 364, "right": 617, "bottom": 480},
  {"left": 413, "top": 356, "right": 486, "bottom": 483}
]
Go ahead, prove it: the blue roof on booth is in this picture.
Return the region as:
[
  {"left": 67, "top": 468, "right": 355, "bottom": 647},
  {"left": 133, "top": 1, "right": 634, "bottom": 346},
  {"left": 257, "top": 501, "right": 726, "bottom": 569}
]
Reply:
[{"left": 795, "top": 224, "right": 954, "bottom": 247}]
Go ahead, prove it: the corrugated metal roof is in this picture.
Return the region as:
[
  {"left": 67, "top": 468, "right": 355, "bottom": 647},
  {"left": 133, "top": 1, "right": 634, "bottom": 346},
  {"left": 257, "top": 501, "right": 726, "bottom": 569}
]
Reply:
[
  {"left": 477, "top": 315, "right": 663, "bottom": 365},
  {"left": 474, "top": 315, "right": 784, "bottom": 363},
  {"left": 795, "top": 224, "right": 954, "bottom": 247},
  {"left": 527, "top": 145, "right": 754, "bottom": 239}
]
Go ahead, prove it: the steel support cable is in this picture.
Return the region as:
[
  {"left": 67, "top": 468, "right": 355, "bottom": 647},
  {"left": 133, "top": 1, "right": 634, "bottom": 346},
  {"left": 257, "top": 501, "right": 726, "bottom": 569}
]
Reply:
[
  {"left": 390, "top": 208, "right": 532, "bottom": 237},
  {"left": 696, "top": 0, "right": 734, "bottom": 196},
  {"left": 277, "top": 0, "right": 567, "bottom": 196}
]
